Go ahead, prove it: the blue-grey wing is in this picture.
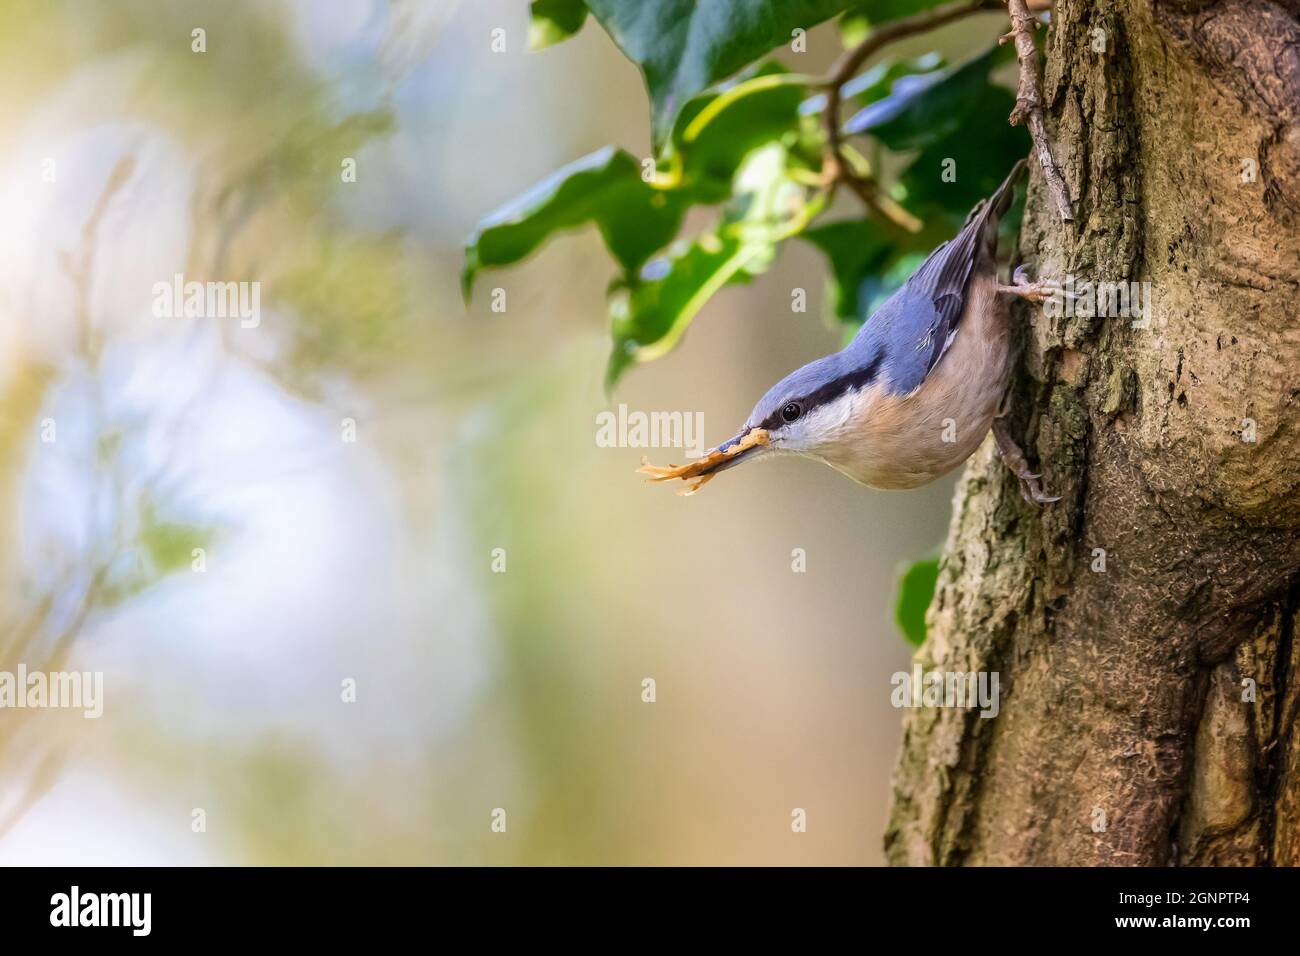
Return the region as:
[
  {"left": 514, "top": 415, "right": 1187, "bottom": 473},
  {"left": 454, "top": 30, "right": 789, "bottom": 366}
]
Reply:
[
  {"left": 848, "top": 232, "right": 979, "bottom": 396},
  {"left": 843, "top": 159, "right": 1025, "bottom": 396}
]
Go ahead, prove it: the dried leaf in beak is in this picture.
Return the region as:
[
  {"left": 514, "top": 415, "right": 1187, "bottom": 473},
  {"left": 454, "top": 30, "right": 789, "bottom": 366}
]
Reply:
[{"left": 637, "top": 428, "right": 770, "bottom": 496}]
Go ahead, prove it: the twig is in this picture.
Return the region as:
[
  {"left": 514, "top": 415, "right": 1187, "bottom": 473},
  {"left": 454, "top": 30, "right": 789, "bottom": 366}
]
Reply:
[
  {"left": 59, "top": 156, "right": 136, "bottom": 363},
  {"left": 821, "top": 0, "right": 1001, "bottom": 229},
  {"left": 1001, "top": 0, "right": 1074, "bottom": 222}
]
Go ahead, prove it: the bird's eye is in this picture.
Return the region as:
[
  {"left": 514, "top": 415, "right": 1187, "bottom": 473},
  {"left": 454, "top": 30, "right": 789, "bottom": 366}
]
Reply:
[{"left": 781, "top": 402, "right": 802, "bottom": 423}]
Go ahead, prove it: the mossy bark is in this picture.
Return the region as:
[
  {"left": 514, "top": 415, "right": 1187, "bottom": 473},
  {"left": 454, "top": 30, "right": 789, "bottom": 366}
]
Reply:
[{"left": 886, "top": 0, "right": 1300, "bottom": 866}]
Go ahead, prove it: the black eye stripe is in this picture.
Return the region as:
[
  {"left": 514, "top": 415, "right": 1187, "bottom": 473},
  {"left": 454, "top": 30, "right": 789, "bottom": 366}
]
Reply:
[{"left": 760, "top": 352, "right": 884, "bottom": 431}]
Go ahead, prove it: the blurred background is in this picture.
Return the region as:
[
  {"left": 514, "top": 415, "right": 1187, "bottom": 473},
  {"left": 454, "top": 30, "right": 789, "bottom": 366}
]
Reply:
[{"left": 0, "top": 0, "right": 1012, "bottom": 864}]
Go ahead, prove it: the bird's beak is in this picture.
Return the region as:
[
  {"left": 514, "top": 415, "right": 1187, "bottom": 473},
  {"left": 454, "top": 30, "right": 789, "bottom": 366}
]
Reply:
[
  {"left": 638, "top": 427, "right": 770, "bottom": 495},
  {"left": 698, "top": 427, "right": 769, "bottom": 475}
]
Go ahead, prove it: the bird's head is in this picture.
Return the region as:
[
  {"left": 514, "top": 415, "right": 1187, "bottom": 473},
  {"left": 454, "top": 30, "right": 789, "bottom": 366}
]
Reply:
[{"left": 640, "top": 350, "right": 882, "bottom": 494}]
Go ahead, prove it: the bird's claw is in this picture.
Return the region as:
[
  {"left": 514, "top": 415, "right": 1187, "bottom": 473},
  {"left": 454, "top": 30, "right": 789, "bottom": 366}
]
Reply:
[
  {"left": 998, "top": 264, "right": 1068, "bottom": 305},
  {"left": 1018, "top": 476, "right": 1062, "bottom": 506},
  {"left": 992, "top": 417, "right": 1060, "bottom": 507},
  {"left": 1008, "top": 459, "right": 1058, "bottom": 505},
  {"left": 997, "top": 280, "right": 1058, "bottom": 304}
]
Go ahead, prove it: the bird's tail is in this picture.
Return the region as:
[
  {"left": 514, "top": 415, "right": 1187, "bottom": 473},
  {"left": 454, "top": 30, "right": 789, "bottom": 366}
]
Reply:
[
  {"left": 988, "top": 158, "right": 1028, "bottom": 220},
  {"left": 967, "top": 158, "right": 1027, "bottom": 257}
]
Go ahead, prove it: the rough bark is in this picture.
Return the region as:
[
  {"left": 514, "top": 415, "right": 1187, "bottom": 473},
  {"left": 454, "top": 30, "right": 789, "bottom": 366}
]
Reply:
[{"left": 886, "top": 0, "right": 1300, "bottom": 866}]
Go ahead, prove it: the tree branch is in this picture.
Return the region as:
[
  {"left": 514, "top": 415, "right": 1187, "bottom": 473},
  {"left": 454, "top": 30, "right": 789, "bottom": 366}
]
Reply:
[
  {"left": 1001, "top": 0, "right": 1074, "bottom": 222},
  {"left": 821, "top": 0, "right": 1001, "bottom": 229},
  {"left": 889, "top": 0, "right": 1300, "bottom": 865}
]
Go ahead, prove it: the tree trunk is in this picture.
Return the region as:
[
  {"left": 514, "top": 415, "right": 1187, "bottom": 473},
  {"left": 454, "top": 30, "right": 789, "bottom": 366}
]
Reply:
[{"left": 886, "top": 0, "right": 1300, "bottom": 866}]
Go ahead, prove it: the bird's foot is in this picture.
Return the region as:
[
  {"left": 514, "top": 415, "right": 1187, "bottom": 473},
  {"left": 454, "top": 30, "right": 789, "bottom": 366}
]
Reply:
[
  {"left": 992, "top": 417, "right": 1061, "bottom": 505},
  {"left": 996, "top": 265, "right": 1063, "bottom": 304}
]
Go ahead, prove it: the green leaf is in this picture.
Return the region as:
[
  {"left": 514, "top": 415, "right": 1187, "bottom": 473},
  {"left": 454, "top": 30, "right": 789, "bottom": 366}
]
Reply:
[
  {"left": 844, "top": 44, "right": 1015, "bottom": 150},
  {"left": 464, "top": 65, "right": 808, "bottom": 302},
  {"left": 895, "top": 84, "right": 1028, "bottom": 221},
  {"left": 583, "top": 0, "right": 853, "bottom": 146},
  {"left": 529, "top": 0, "right": 589, "bottom": 49},
  {"left": 722, "top": 143, "right": 810, "bottom": 271},
  {"left": 841, "top": 52, "right": 944, "bottom": 106},
  {"left": 668, "top": 64, "right": 809, "bottom": 201},
  {"left": 838, "top": 11, "right": 871, "bottom": 47},
  {"left": 839, "top": 0, "right": 956, "bottom": 46},
  {"left": 462, "top": 146, "right": 685, "bottom": 300},
  {"left": 801, "top": 47, "right": 1028, "bottom": 323},
  {"left": 799, "top": 53, "right": 942, "bottom": 124},
  {"left": 101, "top": 500, "right": 216, "bottom": 607},
  {"left": 860, "top": 250, "right": 926, "bottom": 316},
  {"left": 140, "top": 519, "right": 204, "bottom": 576},
  {"left": 606, "top": 233, "right": 755, "bottom": 389},
  {"left": 894, "top": 556, "right": 939, "bottom": 647},
  {"left": 606, "top": 144, "right": 803, "bottom": 388},
  {"left": 848, "top": 0, "right": 952, "bottom": 20},
  {"left": 800, "top": 219, "right": 896, "bottom": 320}
]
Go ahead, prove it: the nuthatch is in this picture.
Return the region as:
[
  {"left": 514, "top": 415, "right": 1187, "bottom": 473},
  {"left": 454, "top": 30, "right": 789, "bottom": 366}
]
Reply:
[{"left": 641, "top": 159, "right": 1059, "bottom": 503}]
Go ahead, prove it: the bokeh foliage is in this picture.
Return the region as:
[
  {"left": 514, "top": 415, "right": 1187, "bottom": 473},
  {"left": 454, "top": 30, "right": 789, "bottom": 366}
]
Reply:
[{"left": 895, "top": 556, "right": 940, "bottom": 646}]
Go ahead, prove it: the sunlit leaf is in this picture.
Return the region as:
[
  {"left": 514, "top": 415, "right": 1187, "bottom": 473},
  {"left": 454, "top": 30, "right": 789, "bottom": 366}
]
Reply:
[
  {"left": 723, "top": 143, "right": 809, "bottom": 272},
  {"left": 529, "top": 0, "right": 589, "bottom": 49},
  {"left": 668, "top": 64, "right": 809, "bottom": 201},
  {"left": 606, "top": 145, "right": 802, "bottom": 388},
  {"left": 606, "top": 234, "right": 755, "bottom": 389}
]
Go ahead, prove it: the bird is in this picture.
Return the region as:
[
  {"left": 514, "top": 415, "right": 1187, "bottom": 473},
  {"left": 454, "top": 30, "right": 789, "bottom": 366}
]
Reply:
[{"left": 639, "top": 159, "right": 1060, "bottom": 503}]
